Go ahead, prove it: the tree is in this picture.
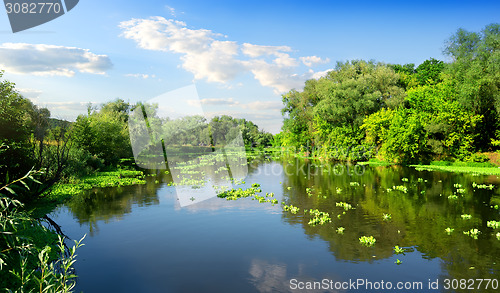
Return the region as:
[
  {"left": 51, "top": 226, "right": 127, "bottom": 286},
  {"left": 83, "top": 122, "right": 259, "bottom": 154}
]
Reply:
[
  {"left": 443, "top": 23, "right": 500, "bottom": 150},
  {"left": 0, "top": 72, "right": 35, "bottom": 185},
  {"left": 72, "top": 99, "right": 132, "bottom": 166}
]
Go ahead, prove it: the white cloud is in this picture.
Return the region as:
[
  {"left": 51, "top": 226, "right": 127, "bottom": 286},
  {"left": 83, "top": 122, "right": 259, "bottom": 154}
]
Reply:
[
  {"left": 300, "top": 55, "right": 330, "bottom": 67},
  {"left": 311, "top": 68, "right": 332, "bottom": 79},
  {"left": 125, "top": 73, "right": 156, "bottom": 79},
  {"left": 0, "top": 43, "right": 112, "bottom": 76},
  {"left": 188, "top": 97, "right": 240, "bottom": 106},
  {"left": 240, "top": 100, "right": 282, "bottom": 111},
  {"left": 119, "top": 16, "right": 330, "bottom": 94},
  {"left": 17, "top": 88, "right": 42, "bottom": 102},
  {"left": 241, "top": 43, "right": 292, "bottom": 58},
  {"left": 165, "top": 5, "right": 176, "bottom": 16}
]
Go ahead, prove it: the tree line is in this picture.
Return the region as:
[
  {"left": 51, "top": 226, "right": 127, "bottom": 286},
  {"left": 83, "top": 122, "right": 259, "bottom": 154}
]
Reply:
[{"left": 276, "top": 23, "right": 500, "bottom": 164}]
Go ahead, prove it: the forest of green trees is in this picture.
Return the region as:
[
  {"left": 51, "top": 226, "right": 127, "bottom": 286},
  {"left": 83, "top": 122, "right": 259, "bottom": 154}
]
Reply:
[{"left": 276, "top": 23, "right": 500, "bottom": 164}]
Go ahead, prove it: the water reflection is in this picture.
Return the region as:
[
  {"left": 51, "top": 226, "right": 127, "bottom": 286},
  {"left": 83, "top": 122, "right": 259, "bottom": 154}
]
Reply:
[{"left": 56, "top": 159, "right": 500, "bottom": 292}]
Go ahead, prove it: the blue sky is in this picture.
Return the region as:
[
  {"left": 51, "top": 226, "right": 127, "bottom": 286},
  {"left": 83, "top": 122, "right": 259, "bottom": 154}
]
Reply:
[{"left": 0, "top": 0, "right": 498, "bottom": 133}]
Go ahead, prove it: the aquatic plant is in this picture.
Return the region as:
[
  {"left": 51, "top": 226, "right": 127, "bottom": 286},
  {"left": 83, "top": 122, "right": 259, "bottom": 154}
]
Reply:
[
  {"left": 463, "top": 228, "right": 481, "bottom": 239},
  {"left": 336, "top": 227, "right": 345, "bottom": 234},
  {"left": 394, "top": 246, "right": 405, "bottom": 254},
  {"left": 395, "top": 259, "right": 402, "bottom": 265},
  {"left": 496, "top": 232, "right": 500, "bottom": 240},
  {"left": 461, "top": 214, "right": 472, "bottom": 220},
  {"left": 305, "top": 187, "right": 313, "bottom": 197},
  {"left": 392, "top": 185, "right": 408, "bottom": 193},
  {"left": 217, "top": 185, "right": 262, "bottom": 200},
  {"left": 487, "top": 220, "right": 500, "bottom": 229},
  {"left": 336, "top": 202, "right": 353, "bottom": 210},
  {"left": 472, "top": 182, "right": 494, "bottom": 190},
  {"left": 448, "top": 194, "right": 459, "bottom": 199},
  {"left": 401, "top": 178, "right": 409, "bottom": 182},
  {"left": 350, "top": 182, "right": 360, "bottom": 187},
  {"left": 336, "top": 187, "right": 342, "bottom": 194},
  {"left": 359, "top": 236, "right": 376, "bottom": 247},
  {"left": 283, "top": 204, "right": 300, "bottom": 214},
  {"left": 383, "top": 213, "right": 392, "bottom": 221},
  {"left": 453, "top": 183, "right": 462, "bottom": 188},
  {"left": 445, "top": 227, "right": 454, "bottom": 234},
  {"left": 307, "top": 209, "right": 331, "bottom": 226}
]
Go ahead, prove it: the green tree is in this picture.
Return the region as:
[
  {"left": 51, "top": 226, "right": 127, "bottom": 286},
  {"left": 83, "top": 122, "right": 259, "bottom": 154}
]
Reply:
[
  {"left": 72, "top": 99, "right": 132, "bottom": 166},
  {"left": 444, "top": 23, "right": 500, "bottom": 150}
]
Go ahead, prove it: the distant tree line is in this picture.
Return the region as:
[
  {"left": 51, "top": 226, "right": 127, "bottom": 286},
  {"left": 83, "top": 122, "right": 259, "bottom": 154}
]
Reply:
[{"left": 276, "top": 23, "right": 500, "bottom": 164}]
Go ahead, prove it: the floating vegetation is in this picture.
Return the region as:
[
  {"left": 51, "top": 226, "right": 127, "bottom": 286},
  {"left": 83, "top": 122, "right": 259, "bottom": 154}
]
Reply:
[
  {"left": 392, "top": 185, "right": 408, "bottom": 193},
  {"left": 497, "top": 232, "right": 500, "bottom": 240},
  {"left": 46, "top": 170, "right": 146, "bottom": 200},
  {"left": 401, "top": 178, "right": 409, "bottom": 182},
  {"left": 394, "top": 246, "right": 405, "bottom": 254},
  {"left": 359, "top": 236, "right": 376, "bottom": 247},
  {"left": 448, "top": 194, "right": 459, "bottom": 199},
  {"left": 307, "top": 209, "right": 331, "bottom": 226},
  {"left": 472, "top": 182, "right": 495, "bottom": 190},
  {"left": 350, "top": 182, "right": 360, "bottom": 187},
  {"left": 336, "top": 187, "right": 342, "bottom": 194},
  {"left": 336, "top": 202, "right": 354, "bottom": 211},
  {"left": 287, "top": 186, "right": 292, "bottom": 190},
  {"left": 283, "top": 204, "right": 300, "bottom": 214},
  {"left": 336, "top": 227, "right": 345, "bottom": 234},
  {"left": 383, "top": 213, "right": 392, "bottom": 221},
  {"left": 461, "top": 214, "right": 472, "bottom": 220},
  {"left": 455, "top": 188, "right": 466, "bottom": 194},
  {"left": 306, "top": 187, "right": 313, "bottom": 197},
  {"left": 445, "top": 227, "right": 455, "bottom": 234},
  {"left": 487, "top": 220, "right": 500, "bottom": 229},
  {"left": 217, "top": 185, "right": 262, "bottom": 201},
  {"left": 417, "top": 178, "right": 427, "bottom": 183},
  {"left": 463, "top": 228, "right": 481, "bottom": 239},
  {"left": 453, "top": 183, "right": 463, "bottom": 188},
  {"left": 395, "top": 259, "right": 402, "bottom": 265}
]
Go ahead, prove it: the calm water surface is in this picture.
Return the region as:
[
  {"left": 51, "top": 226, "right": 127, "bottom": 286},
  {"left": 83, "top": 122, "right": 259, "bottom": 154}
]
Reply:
[{"left": 49, "top": 159, "right": 500, "bottom": 292}]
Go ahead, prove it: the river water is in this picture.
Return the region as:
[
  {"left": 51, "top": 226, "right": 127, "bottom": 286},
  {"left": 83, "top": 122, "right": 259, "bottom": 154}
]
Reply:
[{"left": 49, "top": 158, "right": 500, "bottom": 292}]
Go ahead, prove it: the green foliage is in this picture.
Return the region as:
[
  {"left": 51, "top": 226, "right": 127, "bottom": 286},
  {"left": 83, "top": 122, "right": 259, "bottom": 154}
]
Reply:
[
  {"left": 72, "top": 99, "right": 132, "bottom": 166},
  {"left": 444, "top": 23, "right": 500, "bottom": 150},
  {"left": 1, "top": 172, "right": 84, "bottom": 292}
]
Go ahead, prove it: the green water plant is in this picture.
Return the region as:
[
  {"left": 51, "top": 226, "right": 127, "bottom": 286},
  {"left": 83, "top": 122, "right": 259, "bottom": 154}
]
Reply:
[
  {"left": 359, "top": 236, "right": 376, "bottom": 247},
  {"left": 283, "top": 204, "right": 300, "bottom": 214},
  {"left": 307, "top": 209, "right": 331, "bottom": 226},
  {"left": 461, "top": 214, "right": 472, "bottom": 220},
  {"left": 487, "top": 220, "right": 500, "bottom": 229},
  {"left": 445, "top": 227, "right": 455, "bottom": 234},
  {"left": 336, "top": 227, "right": 345, "bottom": 234},
  {"left": 394, "top": 246, "right": 405, "bottom": 254},
  {"left": 472, "top": 182, "right": 494, "bottom": 190},
  {"left": 383, "top": 213, "right": 392, "bottom": 221},
  {"left": 496, "top": 232, "right": 500, "bottom": 240},
  {"left": 395, "top": 259, "right": 402, "bottom": 265},
  {"left": 350, "top": 182, "right": 360, "bottom": 187},
  {"left": 336, "top": 202, "right": 353, "bottom": 210},
  {"left": 463, "top": 228, "right": 481, "bottom": 239}
]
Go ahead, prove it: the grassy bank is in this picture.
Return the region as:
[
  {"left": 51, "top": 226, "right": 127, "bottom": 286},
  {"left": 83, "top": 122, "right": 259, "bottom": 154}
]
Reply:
[{"left": 411, "top": 163, "right": 500, "bottom": 176}]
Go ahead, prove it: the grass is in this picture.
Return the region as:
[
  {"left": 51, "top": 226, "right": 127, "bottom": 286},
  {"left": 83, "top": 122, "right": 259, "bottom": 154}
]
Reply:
[{"left": 411, "top": 161, "right": 500, "bottom": 175}]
